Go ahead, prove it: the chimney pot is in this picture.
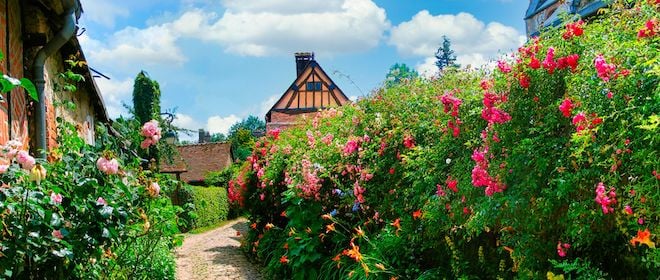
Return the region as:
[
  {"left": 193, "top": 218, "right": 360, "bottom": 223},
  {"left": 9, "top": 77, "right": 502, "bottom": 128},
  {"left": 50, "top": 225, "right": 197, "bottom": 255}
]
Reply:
[{"left": 295, "top": 52, "right": 314, "bottom": 76}]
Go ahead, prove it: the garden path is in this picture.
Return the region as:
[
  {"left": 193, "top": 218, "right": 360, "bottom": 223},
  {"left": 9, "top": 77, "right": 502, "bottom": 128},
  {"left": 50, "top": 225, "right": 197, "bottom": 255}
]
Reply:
[{"left": 176, "top": 218, "right": 263, "bottom": 280}]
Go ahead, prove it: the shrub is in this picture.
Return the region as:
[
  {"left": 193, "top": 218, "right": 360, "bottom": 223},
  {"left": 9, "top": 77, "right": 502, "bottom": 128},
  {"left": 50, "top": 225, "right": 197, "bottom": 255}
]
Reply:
[
  {"left": 0, "top": 120, "right": 181, "bottom": 279},
  {"left": 232, "top": 2, "right": 659, "bottom": 279},
  {"left": 190, "top": 186, "right": 229, "bottom": 229}
]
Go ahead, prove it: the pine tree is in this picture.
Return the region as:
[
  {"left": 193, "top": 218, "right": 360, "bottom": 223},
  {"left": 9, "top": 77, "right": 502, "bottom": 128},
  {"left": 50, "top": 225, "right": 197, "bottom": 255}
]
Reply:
[{"left": 435, "top": 36, "right": 459, "bottom": 71}]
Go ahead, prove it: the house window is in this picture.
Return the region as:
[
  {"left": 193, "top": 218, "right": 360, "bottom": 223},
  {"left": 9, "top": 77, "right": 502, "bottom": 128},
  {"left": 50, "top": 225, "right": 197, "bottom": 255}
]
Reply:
[{"left": 306, "top": 82, "right": 322, "bottom": 91}]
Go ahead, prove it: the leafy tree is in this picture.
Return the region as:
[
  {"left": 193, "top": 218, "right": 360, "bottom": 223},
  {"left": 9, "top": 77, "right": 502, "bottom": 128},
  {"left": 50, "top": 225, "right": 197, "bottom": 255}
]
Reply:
[
  {"left": 228, "top": 115, "right": 266, "bottom": 138},
  {"left": 435, "top": 36, "right": 459, "bottom": 71},
  {"left": 210, "top": 133, "right": 227, "bottom": 142},
  {"left": 227, "top": 115, "right": 266, "bottom": 161},
  {"left": 384, "top": 63, "right": 418, "bottom": 87},
  {"left": 230, "top": 128, "right": 255, "bottom": 161},
  {"left": 132, "top": 71, "right": 161, "bottom": 125}
]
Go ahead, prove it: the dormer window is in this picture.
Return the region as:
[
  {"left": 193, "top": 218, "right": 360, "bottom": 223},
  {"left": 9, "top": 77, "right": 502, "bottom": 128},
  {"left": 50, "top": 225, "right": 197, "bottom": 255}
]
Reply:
[{"left": 306, "top": 82, "right": 322, "bottom": 91}]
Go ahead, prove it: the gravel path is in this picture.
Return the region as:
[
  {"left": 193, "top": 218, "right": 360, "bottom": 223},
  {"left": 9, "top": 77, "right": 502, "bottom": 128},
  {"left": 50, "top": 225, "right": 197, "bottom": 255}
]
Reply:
[{"left": 176, "top": 218, "right": 263, "bottom": 280}]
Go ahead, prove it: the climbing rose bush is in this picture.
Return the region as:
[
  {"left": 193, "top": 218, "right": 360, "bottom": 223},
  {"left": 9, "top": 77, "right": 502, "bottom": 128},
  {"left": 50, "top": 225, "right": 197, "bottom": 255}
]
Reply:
[
  {"left": 231, "top": 1, "right": 658, "bottom": 279},
  {"left": 0, "top": 121, "right": 181, "bottom": 279}
]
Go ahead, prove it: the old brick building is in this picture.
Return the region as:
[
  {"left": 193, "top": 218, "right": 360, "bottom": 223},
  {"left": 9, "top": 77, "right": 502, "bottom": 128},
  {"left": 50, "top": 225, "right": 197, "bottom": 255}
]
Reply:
[
  {"left": 525, "top": 0, "right": 607, "bottom": 37},
  {"left": 0, "top": 0, "right": 108, "bottom": 154},
  {"left": 265, "top": 52, "right": 350, "bottom": 131},
  {"left": 161, "top": 142, "right": 233, "bottom": 185}
]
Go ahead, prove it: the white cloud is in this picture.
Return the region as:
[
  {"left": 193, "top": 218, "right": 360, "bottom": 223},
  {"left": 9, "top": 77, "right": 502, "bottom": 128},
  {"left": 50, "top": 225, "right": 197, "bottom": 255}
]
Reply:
[
  {"left": 94, "top": 77, "right": 133, "bottom": 118},
  {"left": 207, "top": 115, "right": 241, "bottom": 135},
  {"left": 222, "top": 0, "right": 343, "bottom": 14},
  {"left": 178, "top": 0, "right": 390, "bottom": 56},
  {"left": 390, "top": 11, "right": 525, "bottom": 69},
  {"left": 85, "top": 25, "right": 186, "bottom": 70},
  {"left": 80, "top": 0, "right": 129, "bottom": 28},
  {"left": 81, "top": 0, "right": 388, "bottom": 76},
  {"left": 416, "top": 57, "right": 439, "bottom": 78}
]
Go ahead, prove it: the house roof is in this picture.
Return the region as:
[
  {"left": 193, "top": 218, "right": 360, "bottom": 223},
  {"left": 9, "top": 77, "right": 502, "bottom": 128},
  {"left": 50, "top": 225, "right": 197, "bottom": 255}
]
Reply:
[
  {"left": 266, "top": 57, "right": 350, "bottom": 122},
  {"left": 161, "top": 142, "right": 233, "bottom": 184}
]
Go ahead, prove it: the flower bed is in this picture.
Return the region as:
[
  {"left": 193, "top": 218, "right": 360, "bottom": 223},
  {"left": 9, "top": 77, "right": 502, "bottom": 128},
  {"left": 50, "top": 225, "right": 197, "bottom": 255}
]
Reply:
[{"left": 231, "top": 2, "right": 658, "bottom": 279}]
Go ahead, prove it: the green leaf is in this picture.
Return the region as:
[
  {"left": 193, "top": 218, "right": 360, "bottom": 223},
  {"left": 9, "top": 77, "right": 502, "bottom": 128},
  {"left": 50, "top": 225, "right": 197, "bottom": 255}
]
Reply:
[{"left": 20, "top": 78, "right": 38, "bottom": 101}]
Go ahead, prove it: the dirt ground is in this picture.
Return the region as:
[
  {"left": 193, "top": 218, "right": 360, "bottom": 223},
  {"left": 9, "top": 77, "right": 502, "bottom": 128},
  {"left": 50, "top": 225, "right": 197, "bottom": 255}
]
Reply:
[{"left": 175, "top": 218, "right": 263, "bottom": 280}]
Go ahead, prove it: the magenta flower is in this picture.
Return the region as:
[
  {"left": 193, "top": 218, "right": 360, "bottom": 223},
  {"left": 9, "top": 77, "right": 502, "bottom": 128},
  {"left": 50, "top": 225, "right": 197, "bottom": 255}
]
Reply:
[
  {"left": 343, "top": 139, "right": 359, "bottom": 155},
  {"left": 594, "top": 182, "right": 617, "bottom": 214},
  {"left": 557, "top": 241, "right": 571, "bottom": 257},
  {"left": 542, "top": 47, "right": 557, "bottom": 74},
  {"left": 497, "top": 60, "right": 512, "bottom": 73},
  {"left": 624, "top": 205, "right": 633, "bottom": 215},
  {"left": 97, "top": 157, "right": 119, "bottom": 175},
  {"left": 594, "top": 55, "right": 617, "bottom": 82},
  {"left": 559, "top": 98, "right": 574, "bottom": 118}
]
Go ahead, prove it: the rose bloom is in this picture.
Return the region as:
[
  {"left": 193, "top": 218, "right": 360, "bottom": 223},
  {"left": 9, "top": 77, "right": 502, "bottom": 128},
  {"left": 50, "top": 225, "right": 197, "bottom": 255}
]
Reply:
[{"left": 96, "top": 157, "right": 119, "bottom": 175}]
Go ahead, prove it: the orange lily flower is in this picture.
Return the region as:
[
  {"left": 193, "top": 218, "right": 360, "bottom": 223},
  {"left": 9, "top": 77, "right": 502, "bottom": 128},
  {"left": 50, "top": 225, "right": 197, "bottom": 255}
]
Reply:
[
  {"left": 265, "top": 223, "right": 274, "bottom": 230},
  {"left": 390, "top": 218, "right": 401, "bottom": 235},
  {"left": 326, "top": 223, "right": 336, "bottom": 233},
  {"left": 630, "top": 228, "right": 655, "bottom": 248},
  {"left": 280, "top": 255, "right": 289, "bottom": 264},
  {"left": 250, "top": 223, "right": 257, "bottom": 229},
  {"left": 355, "top": 226, "right": 365, "bottom": 237},
  {"left": 412, "top": 209, "right": 422, "bottom": 220},
  {"left": 343, "top": 242, "right": 363, "bottom": 262},
  {"left": 321, "top": 213, "right": 333, "bottom": 220}
]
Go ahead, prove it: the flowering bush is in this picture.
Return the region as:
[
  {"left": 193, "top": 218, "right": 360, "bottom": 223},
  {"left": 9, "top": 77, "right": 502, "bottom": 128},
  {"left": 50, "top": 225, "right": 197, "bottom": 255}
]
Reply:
[
  {"left": 0, "top": 120, "right": 181, "bottom": 279},
  {"left": 232, "top": 2, "right": 658, "bottom": 279}
]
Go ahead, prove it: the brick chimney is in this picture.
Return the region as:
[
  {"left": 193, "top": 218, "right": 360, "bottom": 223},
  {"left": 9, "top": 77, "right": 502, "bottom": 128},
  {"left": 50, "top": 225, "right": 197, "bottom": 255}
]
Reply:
[
  {"left": 295, "top": 52, "right": 314, "bottom": 76},
  {"left": 198, "top": 129, "right": 210, "bottom": 143}
]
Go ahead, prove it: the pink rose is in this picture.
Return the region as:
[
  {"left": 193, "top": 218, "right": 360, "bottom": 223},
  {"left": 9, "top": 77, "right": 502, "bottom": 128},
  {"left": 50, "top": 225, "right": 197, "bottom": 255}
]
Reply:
[
  {"left": 50, "top": 193, "right": 63, "bottom": 205},
  {"left": 96, "top": 197, "right": 107, "bottom": 206},
  {"left": 16, "top": 150, "right": 35, "bottom": 170},
  {"left": 96, "top": 157, "right": 119, "bottom": 175}
]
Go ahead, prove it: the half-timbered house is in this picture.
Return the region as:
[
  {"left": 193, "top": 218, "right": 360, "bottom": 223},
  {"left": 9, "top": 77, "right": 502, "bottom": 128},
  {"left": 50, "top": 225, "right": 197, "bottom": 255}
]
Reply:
[{"left": 265, "top": 52, "right": 350, "bottom": 131}]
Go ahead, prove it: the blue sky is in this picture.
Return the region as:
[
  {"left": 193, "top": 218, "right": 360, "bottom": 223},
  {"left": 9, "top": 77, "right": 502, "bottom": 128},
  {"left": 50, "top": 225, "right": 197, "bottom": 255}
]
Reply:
[{"left": 78, "top": 0, "right": 528, "bottom": 141}]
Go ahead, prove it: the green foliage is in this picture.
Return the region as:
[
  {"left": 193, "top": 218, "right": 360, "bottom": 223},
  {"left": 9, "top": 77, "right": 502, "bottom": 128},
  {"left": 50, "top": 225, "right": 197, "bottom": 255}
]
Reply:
[
  {"left": 384, "top": 63, "right": 418, "bottom": 87},
  {"left": 228, "top": 115, "right": 266, "bottom": 138},
  {"left": 190, "top": 186, "right": 229, "bottom": 229},
  {"left": 232, "top": 2, "right": 659, "bottom": 279},
  {"left": 0, "top": 120, "right": 181, "bottom": 279},
  {"left": 0, "top": 50, "right": 37, "bottom": 101},
  {"left": 132, "top": 71, "right": 162, "bottom": 125},
  {"left": 230, "top": 128, "right": 256, "bottom": 162},
  {"left": 206, "top": 165, "right": 238, "bottom": 187}
]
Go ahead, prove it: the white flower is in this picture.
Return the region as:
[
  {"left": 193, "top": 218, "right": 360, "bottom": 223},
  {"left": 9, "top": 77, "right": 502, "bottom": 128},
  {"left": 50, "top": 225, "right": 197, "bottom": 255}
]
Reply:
[{"left": 446, "top": 158, "right": 452, "bottom": 164}]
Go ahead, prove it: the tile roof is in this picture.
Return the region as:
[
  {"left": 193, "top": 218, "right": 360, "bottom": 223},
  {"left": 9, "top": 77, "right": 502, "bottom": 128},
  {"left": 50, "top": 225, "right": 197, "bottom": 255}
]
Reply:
[{"left": 161, "top": 142, "right": 233, "bottom": 184}]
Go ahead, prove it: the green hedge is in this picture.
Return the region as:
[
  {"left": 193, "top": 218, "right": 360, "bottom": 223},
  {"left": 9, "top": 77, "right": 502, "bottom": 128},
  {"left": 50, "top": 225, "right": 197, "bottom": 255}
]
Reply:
[
  {"left": 190, "top": 186, "right": 229, "bottom": 229},
  {"left": 230, "top": 2, "right": 659, "bottom": 278}
]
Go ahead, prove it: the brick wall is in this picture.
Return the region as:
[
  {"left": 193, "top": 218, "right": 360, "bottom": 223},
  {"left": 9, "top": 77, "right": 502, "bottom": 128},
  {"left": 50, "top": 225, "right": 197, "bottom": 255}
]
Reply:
[
  {"left": 0, "top": 0, "right": 28, "bottom": 146},
  {"left": 266, "top": 111, "right": 314, "bottom": 131}
]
